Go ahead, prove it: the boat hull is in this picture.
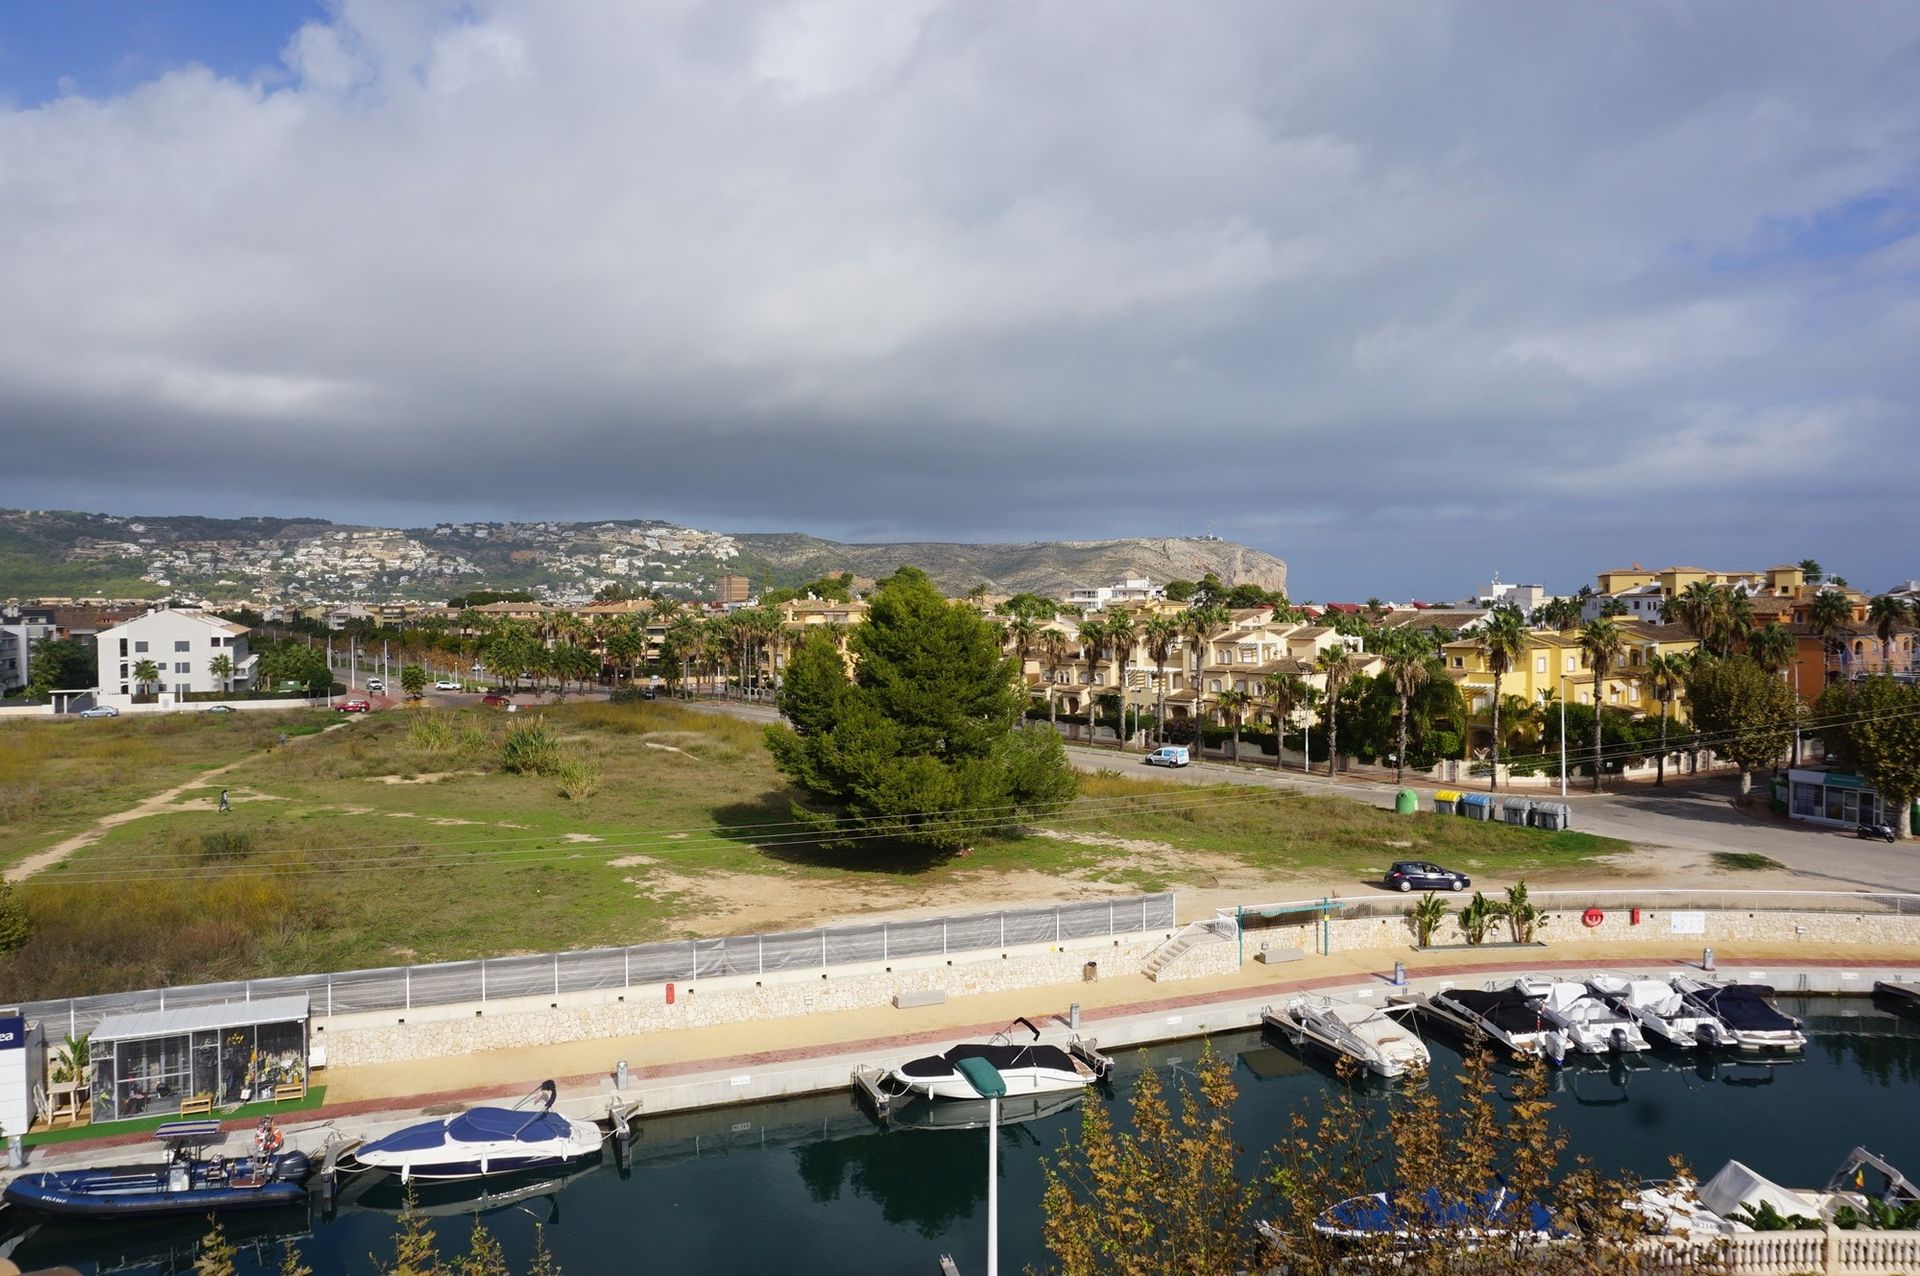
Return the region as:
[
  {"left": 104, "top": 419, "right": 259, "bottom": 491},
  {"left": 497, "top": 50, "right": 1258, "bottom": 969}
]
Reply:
[
  {"left": 2, "top": 1153, "right": 313, "bottom": 1220},
  {"left": 891, "top": 1068, "right": 1091, "bottom": 1101},
  {"left": 350, "top": 1108, "right": 604, "bottom": 1183}
]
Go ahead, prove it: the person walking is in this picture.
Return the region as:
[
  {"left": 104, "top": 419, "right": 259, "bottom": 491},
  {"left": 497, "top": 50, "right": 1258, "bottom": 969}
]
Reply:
[{"left": 218, "top": 789, "right": 232, "bottom": 814}]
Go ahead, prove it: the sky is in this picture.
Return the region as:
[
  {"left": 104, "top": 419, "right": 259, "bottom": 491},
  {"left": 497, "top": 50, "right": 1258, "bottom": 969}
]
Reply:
[{"left": 1, "top": 2, "right": 1917, "bottom": 601}]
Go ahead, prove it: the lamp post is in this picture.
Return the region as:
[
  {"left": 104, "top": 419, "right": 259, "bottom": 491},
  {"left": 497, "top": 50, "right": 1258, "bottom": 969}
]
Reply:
[
  {"left": 1558, "top": 672, "right": 1569, "bottom": 798},
  {"left": 954, "top": 1056, "right": 1008, "bottom": 1276}
]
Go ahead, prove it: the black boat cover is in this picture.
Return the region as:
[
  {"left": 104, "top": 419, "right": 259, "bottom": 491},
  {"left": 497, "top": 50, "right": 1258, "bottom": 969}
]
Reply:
[
  {"left": 1437, "top": 988, "right": 1546, "bottom": 1036},
  {"left": 1690, "top": 984, "right": 1797, "bottom": 1032},
  {"left": 898, "top": 1042, "right": 1078, "bottom": 1078}
]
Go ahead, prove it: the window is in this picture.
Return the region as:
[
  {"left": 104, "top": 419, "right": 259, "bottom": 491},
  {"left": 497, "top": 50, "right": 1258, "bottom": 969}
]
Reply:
[
  {"left": 1534, "top": 656, "right": 1546, "bottom": 674},
  {"left": 175, "top": 640, "right": 190, "bottom": 652},
  {"left": 119, "top": 638, "right": 128, "bottom": 656},
  {"left": 134, "top": 641, "right": 148, "bottom": 653},
  {"left": 174, "top": 661, "right": 191, "bottom": 674}
]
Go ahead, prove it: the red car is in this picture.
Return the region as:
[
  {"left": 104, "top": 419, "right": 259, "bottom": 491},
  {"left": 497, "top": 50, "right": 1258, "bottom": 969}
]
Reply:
[
  {"left": 338, "top": 699, "right": 372, "bottom": 713},
  {"left": 480, "top": 694, "right": 511, "bottom": 707}
]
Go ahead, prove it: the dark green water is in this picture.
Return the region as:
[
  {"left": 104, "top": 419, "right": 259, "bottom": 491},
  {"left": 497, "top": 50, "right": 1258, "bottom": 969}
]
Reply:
[{"left": 5, "top": 996, "right": 1917, "bottom": 1274}]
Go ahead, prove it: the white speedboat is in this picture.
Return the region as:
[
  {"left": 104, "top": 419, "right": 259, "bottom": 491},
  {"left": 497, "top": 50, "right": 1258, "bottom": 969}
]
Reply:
[
  {"left": 1268, "top": 996, "right": 1430, "bottom": 1079},
  {"left": 1415, "top": 987, "right": 1563, "bottom": 1061},
  {"left": 349, "top": 1082, "right": 604, "bottom": 1183},
  {"left": 1513, "top": 976, "right": 1647, "bottom": 1055},
  {"left": 883, "top": 1018, "right": 1100, "bottom": 1100},
  {"left": 1589, "top": 974, "right": 1728, "bottom": 1050},
  {"left": 1671, "top": 979, "right": 1807, "bottom": 1052}
]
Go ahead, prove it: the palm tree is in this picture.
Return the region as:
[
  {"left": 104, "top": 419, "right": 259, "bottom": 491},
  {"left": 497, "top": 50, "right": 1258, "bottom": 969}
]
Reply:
[
  {"left": 1798, "top": 558, "right": 1823, "bottom": 584},
  {"left": 1039, "top": 628, "right": 1072, "bottom": 734},
  {"left": 1640, "top": 651, "right": 1688, "bottom": 787},
  {"left": 1075, "top": 618, "right": 1109, "bottom": 743},
  {"left": 1475, "top": 604, "right": 1528, "bottom": 792},
  {"left": 1378, "top": 631, "right": 1432, "bottom": 785},
  {"left": 1262, "top": 670, "right": 1308, "bottom": 771},
  {"left": 1746, "top": 623, "right": 1796, "bottom": 675},
  {"left": 207, "top": 653, "right": 233, "bottom": 695},
  {"left": 1106, "top": 609, "right": 1138, "bottom": 747},
  {"left": 1868, "top": 595, "right": 1913, "bottom": 672},
  {"left": 1181, "top": 603, "right": 1227, "bottom": 747},
  {"left": 1006, "top": 613, "right": 1039, "bottom": 701},
  {"left": 663, "top": 615, "right": 700, "bottom": 698},
  {"left": 1809, "top": 588, "right": 1855, "bottom": 674},
  {"left": 1142, "top": 615, "right": 1179, "bottom": 745},
  {"left": 1578, "top": 617, "right": 1625, "bottom": 792},
  {"left": 132, "top": 657, "right": 160, "bottom": 697},
  {"left": 1216, "top": 688, "right": 1250, "bottom": 762},
  {"left": 1666, "top": 579, "right": 1722, "bottom": 653},
  {"left": 1313, "top": 645, "right": 1357, "bottom": 779}
]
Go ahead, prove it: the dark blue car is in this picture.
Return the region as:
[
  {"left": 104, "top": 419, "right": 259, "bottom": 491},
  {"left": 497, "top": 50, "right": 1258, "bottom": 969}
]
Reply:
[{"left": 1385, "top": 861, "right": 1469, "bottom": 893}]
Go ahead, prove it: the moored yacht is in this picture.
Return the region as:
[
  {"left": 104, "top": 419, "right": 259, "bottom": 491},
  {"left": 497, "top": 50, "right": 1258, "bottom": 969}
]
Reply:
[
  {"left": 882, "top": 1018, "right": 1103, "bottom": 1100},
  {"left": 1412, "top": 986, "right": 1561, "bottom": 1060},
  {"left": 348, "top": 1082, "right": 604, "bottom": 1183},
  {"left": 1268, "top": 996, "right": 1431, "bottom": 1079},
  {"left": 1671, "top": 979, "right": 1807, "bottom": 1052},
  {"left": 1589, "top": 974, "right": 1728, "bottom": 1050},
  {"left": 1513, "top": 976, "right": 1647, "bottom": 1054}
]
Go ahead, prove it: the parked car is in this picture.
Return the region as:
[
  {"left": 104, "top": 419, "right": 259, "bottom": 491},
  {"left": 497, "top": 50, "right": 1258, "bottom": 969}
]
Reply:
[
  {"left": 78, "top": 705, "right": 119, "bottom": 718},
  {"left": 1384, "top": 861, "right": 1469, "bottom": 893},
  {"left": 338, "top": 699, "right": 372, "bottom": 713},
  {"left": 435, "top": 679, "right": 460, "bottom": 691},
  {"left": 480, "top": 694, "right": 511, "bottom": 707},
  {"left": 205, "top": 704, "right": 236, "bottom": 714},
  {"left": 365, "top": 677, "right": 384, "bottom": 692},
  {"left": 640, "top": 687, "right": 658, "bottom": 700},
  {"left": 1143, "top": 745, "right": 1190, "bottom": 767}
]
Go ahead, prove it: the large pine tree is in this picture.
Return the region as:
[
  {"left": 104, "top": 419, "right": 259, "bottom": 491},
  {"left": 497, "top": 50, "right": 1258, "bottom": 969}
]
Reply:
[{"left": 766, "top": 567, "right": 1076, "bottom": 851}]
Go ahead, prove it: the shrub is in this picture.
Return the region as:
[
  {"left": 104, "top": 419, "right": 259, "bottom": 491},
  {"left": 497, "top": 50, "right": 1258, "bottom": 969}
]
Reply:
[
  {"left": 199, "top": 830, "right": 255, "bottom": 862},
  {"left": 555, "top": 757, "right": 601, "bottom": 800},
  {"left": 407, "top": 717, "right": 456, "bottom": 753},
  {"left": 500, "top": 718, "right": 562, "bottom": 775},
  {"left": 0, "top": 880, "right": 30, "bottom": 955}
]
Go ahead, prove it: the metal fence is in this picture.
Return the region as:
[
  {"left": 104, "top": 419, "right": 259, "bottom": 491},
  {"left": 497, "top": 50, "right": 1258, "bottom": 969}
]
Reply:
[
  {"left": 1235, "top": 889, "right": 1920, "bottom": 927},
  {"left": 20, "top": 893, "right": 1178, "bottom": 1040}
]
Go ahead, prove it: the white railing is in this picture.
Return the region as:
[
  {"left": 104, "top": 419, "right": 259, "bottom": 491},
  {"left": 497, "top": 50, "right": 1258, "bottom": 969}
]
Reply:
[{"left": 1233, "top": 890, "right": 1920, "bottom": 921}]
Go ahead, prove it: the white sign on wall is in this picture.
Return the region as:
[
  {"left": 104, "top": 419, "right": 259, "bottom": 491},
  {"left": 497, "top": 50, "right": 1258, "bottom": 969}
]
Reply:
[{"left": 1669, "top": 911, "right": 1707, "bottom": 935}]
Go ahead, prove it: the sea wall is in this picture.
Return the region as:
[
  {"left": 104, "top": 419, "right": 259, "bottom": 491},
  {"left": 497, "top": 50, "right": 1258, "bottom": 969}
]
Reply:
[{"left": 318, "top": 927, "right": 1237, "bottom": 1067}]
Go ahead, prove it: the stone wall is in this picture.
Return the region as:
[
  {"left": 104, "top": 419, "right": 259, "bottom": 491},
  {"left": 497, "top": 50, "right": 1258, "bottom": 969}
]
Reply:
[
  {"left": 321, "top": 931, "right": 1176, "bottom": 1067},
  {"left": 1242, "top": 907, "right": 1920, "bottom": 956}
]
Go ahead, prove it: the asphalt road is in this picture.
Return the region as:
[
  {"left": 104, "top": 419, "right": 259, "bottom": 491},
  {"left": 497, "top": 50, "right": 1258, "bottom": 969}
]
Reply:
[{"left": 678, "top": 697, "right": 1915, "bottom": 893}]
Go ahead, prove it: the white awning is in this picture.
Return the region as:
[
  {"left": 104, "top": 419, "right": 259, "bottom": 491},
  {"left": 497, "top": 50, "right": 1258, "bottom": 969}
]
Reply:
[{"left": 91, "top": 994, "right": 310, "bottom": 1043}]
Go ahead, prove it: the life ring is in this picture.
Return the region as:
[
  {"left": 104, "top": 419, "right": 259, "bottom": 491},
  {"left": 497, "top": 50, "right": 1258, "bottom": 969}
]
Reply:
[{"left": 1581, "top": 908, "right": 1605, "bottom": 928}]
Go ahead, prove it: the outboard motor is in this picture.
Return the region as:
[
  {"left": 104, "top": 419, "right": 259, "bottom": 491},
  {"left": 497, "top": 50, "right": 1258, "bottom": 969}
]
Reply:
[
  {"left": 1694, "top": 1022, "right": 1719, "bottom": 1051},
  {"left": 1544, "top": 1033, "right": 1568, "bottom": 1067},
  {"left": 1610, "top": 1027, "right": 1629, "bottom": 1054}
]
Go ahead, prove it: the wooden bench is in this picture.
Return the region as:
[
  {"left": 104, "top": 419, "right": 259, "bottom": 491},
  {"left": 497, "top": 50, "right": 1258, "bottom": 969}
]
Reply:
[
  {"left": 177, "top": 1094, "right": 213, "bottom": 1118},
  {"left": 273, "top": 1082, "right": 306, "bottom": 1104}
]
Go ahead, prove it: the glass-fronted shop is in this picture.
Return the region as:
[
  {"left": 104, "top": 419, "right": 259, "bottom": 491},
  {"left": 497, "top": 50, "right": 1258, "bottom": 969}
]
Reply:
[
  {"left": 1786, "top": 768, "right": 1888, "bottom": 829},
  {"left": 86, "top": 994, "right": 309, "bottom": 1123}
]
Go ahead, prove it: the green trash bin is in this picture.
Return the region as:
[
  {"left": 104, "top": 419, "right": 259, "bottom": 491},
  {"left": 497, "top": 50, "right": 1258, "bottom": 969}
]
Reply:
[{"left": 1395, "top": 789, "right": 1417, "bottom": 815}]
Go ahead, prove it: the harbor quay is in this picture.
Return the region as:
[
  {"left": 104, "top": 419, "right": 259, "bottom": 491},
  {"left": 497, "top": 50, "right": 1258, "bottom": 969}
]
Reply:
[{"left": 7, "top": 916, "right": 1918, "bottom": 1186}]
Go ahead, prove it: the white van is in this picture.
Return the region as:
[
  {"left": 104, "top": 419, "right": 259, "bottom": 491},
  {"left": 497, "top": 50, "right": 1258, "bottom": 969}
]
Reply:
[{"left": 1144, "top": 745, "right": 1191, "bottom": 767}]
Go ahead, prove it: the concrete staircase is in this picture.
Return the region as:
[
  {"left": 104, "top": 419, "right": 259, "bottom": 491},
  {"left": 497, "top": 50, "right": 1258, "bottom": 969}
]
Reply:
[{"left": 1142, "top": 919, "right": 1233, "bottom": 981}]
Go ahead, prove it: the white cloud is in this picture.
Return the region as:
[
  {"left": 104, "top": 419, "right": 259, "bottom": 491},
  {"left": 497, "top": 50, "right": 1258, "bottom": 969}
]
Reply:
[{"left": 0, "top": 1, "right": 1915, "bottom": 593}]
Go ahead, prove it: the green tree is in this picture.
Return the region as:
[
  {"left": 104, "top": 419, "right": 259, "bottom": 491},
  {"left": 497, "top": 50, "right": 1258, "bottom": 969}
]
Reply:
[
  {"left": 1799, "top": 558, "right": 1823, "bottom": 583},
  {"left": 1577, "top": 617, "right": 1626, "bottom": 792},
  {"left": 1216, "top": 688, "right": 1250, "bottom": 761},
  {"left": 1809, "top": 588, "right": 1855, "bottom": 661},
  {"left": 765, "top": 568, "right": 1076, "bottom": 851},
  {"left": 1640, "top": 651, "right": 1689, "bottom": 787},
  {"left": 131, "top": 657, "right": 161, "bottom": 697},
  {"left": 1181, "top": 603, "right": 1228, "bottom": 744},
  {"left": 22, "top": 635, "right": 95, "bottom": 698},
  {"left": 401, "top": 663, "right": 428, "bottom": 699},
  {"left": 1475, "top": 604, "right": 1527, "bottom": 791},
  {"left": 1378, "top": 630, "right": 1433, "bottom": 785},
  {"left": 1685, "top": 655, "right": 1796, "bottom": 795},
  {"left": 1142, "top": 615, "right": 1179, "bottom": 746},
  {"left": 1039, "top": 628, "right": 1072, "bottom": 732},
  {"left": 1818, "top": 675, "right": 1920, "bottom": 841},
  {"left": 1106, "top": 610, "right": 1138, "bottom": 747},
  {"left": 1747, "top": 623, "right": 1796, "bottom": 675},
  {"left": 1313, "top": 645, "right": 1357, "bottom": 778},
  {"left": 1868, "top": 596, "right": 1913, "bottom": 668},
  {"left": 207, "top": 652, "right": 234, "bottom": 693},
  {"left": 1262, "top": 669, "right": 1308, "bottom": 772}
]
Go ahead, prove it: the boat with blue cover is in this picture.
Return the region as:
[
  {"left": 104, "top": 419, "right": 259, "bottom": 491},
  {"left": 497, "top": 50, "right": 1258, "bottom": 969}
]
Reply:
[
  {"left": 1305, "top": 1181, "right": 1564, "bottom": 1245},
  {"left": 1671, "top": 979, "right": 1807, "bottom": 1052},
  {"left": 348, "top": 1081, "right": 604, "bottom": 1183},
  {"left": 1, "top": 1120, "right": 312, "bottom": 1220}
]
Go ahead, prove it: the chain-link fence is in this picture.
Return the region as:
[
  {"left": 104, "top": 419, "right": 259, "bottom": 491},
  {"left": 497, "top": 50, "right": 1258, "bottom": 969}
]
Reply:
[{"left": 20, "top": 892, "right": 1178, "bottom": 1039}]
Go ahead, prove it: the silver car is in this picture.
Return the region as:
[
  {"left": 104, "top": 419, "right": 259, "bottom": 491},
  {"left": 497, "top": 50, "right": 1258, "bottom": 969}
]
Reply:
[{"left": 78, "top": 705, "right": 120, "bottom": 718}]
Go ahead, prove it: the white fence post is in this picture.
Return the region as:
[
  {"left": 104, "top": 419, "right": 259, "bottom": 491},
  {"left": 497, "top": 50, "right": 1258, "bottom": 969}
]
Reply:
[
  {"left": 326, "top": 979, "right": 332, "bottom": 1017},
  {"left": 758, "top": 935, "right": 764, "bottom": 976},
  {"left": 821, "top": 931, "right": 828, "bottom": 969},
  {"left": 405, "top": 968, "right": 411, "bottom": 1011},
  {"left": 480, "top": 961, "right": 487, "bottom": 1003},
  {"left": 1109, "top": 901, "right": 1115, "bottom": 935},
  {"left": 943, "top": 920, "right": 948, "bottom": 955},
  {"left": 883, "top": 923, "right": 889, "bottom": 962},
  {"left": 553, "top": 955, "right": 561, "bottom": 997},
  {"left": 1000, "top": 914, "right": 1006, "bottom": 948}
]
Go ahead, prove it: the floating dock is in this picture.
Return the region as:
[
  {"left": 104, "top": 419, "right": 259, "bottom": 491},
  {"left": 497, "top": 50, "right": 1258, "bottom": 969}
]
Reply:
[{"left": 1874, "top": 980, "right": 1920, "bottom": 1014}]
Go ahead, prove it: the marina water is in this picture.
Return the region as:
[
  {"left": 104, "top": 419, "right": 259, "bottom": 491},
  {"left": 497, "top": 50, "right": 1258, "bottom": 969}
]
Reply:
[{"left": 4, "top": 995, "right": 1916, "bottom": 1274}]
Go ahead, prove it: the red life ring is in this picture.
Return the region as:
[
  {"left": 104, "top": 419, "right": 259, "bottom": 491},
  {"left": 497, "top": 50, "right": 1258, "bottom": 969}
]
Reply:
[{"left": 1581, "top": 908, "right": 1605, "bottom": 928}]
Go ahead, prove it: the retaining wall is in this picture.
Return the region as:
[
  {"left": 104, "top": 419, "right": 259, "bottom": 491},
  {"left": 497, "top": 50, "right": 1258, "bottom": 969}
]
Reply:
[
  {"left": 319, "top": 927, "right": 1238, "bottom": 1067},
  {"left": 1244, "top": 908, "right": 1920, "bottom": 958}
]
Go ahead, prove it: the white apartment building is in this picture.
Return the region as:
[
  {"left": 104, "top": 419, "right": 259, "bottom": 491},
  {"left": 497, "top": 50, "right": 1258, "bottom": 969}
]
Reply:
[
  {"left": 96, "top": 608, "right": 258, "bottom": 698},
  {"left": 1065, "top": 577, "right": 1164, "bottom": 609}
]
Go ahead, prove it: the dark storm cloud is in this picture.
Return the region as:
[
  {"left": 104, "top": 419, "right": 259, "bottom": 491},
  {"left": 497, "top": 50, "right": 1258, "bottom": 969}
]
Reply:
[{"left": 2, "top": 0, "right": 1917, "bottom": 597}]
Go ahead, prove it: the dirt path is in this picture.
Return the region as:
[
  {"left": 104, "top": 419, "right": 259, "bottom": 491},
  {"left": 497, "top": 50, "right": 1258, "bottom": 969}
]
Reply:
[{"left": 4, "top": 721, "right": 353, "bottom": 883}]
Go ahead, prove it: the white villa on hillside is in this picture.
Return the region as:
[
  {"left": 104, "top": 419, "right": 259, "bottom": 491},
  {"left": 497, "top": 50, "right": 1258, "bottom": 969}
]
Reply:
[{"left": 95, "top": 608, "right": 257, "bottom": 698}]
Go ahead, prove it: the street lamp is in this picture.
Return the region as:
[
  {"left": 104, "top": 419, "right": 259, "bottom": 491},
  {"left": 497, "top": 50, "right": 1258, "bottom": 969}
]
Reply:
[
  {"left": 1558, "top": 672, "right": 1569, "bottom": 798},
  {"left": 954, "top": 1056, "right": 1008, "bottom": 1276}
]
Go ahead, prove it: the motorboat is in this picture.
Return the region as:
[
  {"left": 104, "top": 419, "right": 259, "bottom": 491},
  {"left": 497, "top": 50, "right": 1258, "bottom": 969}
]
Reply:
[
  {"left": 1589, "top": 973, "right": 1729, "bottom": 1050},
  {"left": 348, "top": 1081, "right": 604, "bottom": 1183},
  {"left": 1512, "top": 976, "right": 1647, "bottom": 1055},
  {"left": 1303, "top": 1181, "right": 1562, "bottom": 1246},
  {"left": 885, "top": 1088, "right": 1085, "bottom": 1132},
  {"left": 1671, "top": 979, "right": 1807, "bottom": 1052},
  {"left": 1267, "top": 996, "right": 1430, "bottom": 1079},
  {"left": 882, "top": 1018, "right": 1103, "bottom": 1100},
  {"left": 1412, "top": 987, "right": 1563, "bottom": 1061},
  {"left": 2, "top": 1120, "right": 311, "bottom": 1219}
]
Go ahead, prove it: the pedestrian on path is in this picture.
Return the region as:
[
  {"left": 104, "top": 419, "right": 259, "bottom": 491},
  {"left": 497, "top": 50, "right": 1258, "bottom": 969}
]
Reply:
[{"left": 218, "top": 789, "right": 231, "bottom": 814}]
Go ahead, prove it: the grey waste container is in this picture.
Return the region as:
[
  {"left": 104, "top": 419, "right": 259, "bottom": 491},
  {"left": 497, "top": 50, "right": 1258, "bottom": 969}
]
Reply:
[
  {"left": 1502, "top": 797, "right": 1533, "bottom": 826},
  {"left": 1460, "top": 793, "right": 1493, "bottom": 821},
  {"left": 1529, "top": 802, "right": 1570, "bottom": 831}
]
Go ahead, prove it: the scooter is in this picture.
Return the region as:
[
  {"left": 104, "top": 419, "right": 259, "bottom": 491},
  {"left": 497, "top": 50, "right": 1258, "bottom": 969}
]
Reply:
[{"left": 1856, "top": 821, "right": 1898, "bottom": 843}]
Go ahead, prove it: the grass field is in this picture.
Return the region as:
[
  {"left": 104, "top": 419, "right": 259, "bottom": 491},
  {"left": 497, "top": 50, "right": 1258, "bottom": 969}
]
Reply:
[{"left": 0, "top": 701, "right": 1627, "bottom": 999}]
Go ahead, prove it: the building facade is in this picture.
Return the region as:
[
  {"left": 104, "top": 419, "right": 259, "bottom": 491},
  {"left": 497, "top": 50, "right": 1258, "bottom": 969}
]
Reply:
[{"left": 95, "top": 609, "right": 257, "bottom": 698}]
